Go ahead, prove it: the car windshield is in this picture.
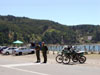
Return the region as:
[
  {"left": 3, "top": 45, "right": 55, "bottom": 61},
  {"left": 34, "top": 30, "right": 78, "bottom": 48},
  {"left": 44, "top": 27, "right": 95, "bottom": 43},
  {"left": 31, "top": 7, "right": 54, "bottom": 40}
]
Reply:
[
  {"left": 19, "top": 48, "right": 27, "bottom": 50},
  {"left": 3, "top": 47, "right": 8, "bottom": 49},
  {"left": 8, "top": 48, "right": 16, "bottom": 50}
]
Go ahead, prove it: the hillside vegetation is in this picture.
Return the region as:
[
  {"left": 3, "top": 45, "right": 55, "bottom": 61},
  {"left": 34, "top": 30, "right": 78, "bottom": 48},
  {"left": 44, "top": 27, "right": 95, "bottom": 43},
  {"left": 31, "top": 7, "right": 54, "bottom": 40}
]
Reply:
[{"left": 0, "top": 15, "right": 100, "bottom": 45}]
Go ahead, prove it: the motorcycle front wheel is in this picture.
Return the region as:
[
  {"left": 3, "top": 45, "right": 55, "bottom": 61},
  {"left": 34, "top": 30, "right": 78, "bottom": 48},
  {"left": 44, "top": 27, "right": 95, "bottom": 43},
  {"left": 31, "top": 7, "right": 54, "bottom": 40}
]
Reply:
[
  {"left": 62, "top": 56, "right": 70, "bottom": 64},
  {"left": 56, "top": 55, "right": 63, "bottom": 63}
]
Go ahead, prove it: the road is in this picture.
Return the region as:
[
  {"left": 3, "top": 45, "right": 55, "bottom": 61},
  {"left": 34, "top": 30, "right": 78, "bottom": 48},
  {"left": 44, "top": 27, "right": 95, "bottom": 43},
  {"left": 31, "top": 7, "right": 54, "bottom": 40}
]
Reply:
[{"left": 0, "top": 54, "right": 100, "bottom": 75}]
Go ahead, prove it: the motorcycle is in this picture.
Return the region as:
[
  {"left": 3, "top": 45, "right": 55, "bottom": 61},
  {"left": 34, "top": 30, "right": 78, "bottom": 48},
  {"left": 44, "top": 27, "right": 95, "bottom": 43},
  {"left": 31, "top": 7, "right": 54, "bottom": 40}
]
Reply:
[
  {"left": 56, "top": 46, "right": 86, "bottom": 64},
  {"left": 62, "top": 51, "right": 86, "bottom": 64}
]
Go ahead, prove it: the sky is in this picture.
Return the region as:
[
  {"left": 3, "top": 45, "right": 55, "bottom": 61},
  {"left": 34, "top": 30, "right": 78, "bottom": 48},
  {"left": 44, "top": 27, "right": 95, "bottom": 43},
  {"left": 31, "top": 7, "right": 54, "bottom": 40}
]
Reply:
[{"left": 0, "top": 0, "right": 99, "bottom": 25}]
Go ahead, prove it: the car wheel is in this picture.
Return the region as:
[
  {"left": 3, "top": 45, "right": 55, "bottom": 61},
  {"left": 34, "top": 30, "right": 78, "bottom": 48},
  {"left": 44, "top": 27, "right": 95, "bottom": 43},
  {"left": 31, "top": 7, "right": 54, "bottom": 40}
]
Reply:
[
  {"left": 31, "top": 51, "right": 34, "bottom": 54},
  {"left": 19, "top": 52, "right": 22, "bottom": 55},
  {"left": 5, "top": 52, "right": 9, "bottom": 55}
]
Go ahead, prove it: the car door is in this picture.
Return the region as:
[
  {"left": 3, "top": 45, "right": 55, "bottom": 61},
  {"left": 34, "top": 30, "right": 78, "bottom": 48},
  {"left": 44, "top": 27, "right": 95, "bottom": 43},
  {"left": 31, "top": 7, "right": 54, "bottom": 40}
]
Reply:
[
  {"left": 22, "top": 48, "right": 26, "bottom": 54},
  {"left": 26, "top": 48, "right": 30, "bottom": 54},
  {"left": 24, "top": 48, "right": 29, "bottom": 54},
  {"left": 8, "top": 48, "right": 13, "bottom": 54}
]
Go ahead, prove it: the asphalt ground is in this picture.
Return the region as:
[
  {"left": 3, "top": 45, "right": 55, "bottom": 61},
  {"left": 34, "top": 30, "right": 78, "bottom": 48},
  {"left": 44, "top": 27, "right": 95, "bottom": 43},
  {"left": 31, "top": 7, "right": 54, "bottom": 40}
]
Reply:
[{"left": 0, "top": 54, "right": 100, "bottom": 75}]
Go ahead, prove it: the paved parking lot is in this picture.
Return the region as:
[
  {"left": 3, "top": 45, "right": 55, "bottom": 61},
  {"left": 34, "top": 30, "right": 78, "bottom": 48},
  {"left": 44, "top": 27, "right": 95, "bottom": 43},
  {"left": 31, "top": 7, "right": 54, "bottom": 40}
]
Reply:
[{"left": 0, "top": 54, "right": 100, "bottom": 75}]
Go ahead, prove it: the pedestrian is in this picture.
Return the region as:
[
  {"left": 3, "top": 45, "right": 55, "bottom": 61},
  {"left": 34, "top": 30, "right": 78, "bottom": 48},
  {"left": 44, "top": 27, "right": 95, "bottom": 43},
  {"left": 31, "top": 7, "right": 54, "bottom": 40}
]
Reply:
[
  {"left": 41, "top": 42, "right": 48, "bottom": 63},
  {"left": 35, "top": 43, "right": 41, "bottom": 63}
]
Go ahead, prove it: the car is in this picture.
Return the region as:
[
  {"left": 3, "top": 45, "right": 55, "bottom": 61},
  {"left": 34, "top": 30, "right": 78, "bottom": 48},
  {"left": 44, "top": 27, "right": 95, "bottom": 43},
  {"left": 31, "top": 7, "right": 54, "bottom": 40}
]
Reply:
[
  {"left": 2, "top": 47, "right": 17, "bottom": 55},
  {"left": 0, "top": 47, "right": 2, "bottom": 54},
  {"left": 0, "top": 46, "right": 8, "bottom": 54},
  {"left": 13, "top": 47, "right": 35, "bottom": 55}
]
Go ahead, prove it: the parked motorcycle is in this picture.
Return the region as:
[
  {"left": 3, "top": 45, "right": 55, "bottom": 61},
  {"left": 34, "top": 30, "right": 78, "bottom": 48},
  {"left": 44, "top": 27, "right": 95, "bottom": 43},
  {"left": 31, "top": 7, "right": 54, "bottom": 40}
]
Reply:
[
  {"left": 56, "top": 46, "right": 86, "bottom": 64},
  {"left": 62, "top": 51, "right": 86, "bottom": 64}
]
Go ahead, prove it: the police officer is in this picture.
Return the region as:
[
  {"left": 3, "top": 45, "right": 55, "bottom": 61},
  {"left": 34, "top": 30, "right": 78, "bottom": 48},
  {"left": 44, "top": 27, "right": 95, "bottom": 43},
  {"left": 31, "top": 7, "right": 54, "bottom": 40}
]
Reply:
[
  {"left": 35, "top": 43, "right": 41, "bottom": 63},
  {"left": 41, "top": 42, "right": 48, "bottom": 63}
]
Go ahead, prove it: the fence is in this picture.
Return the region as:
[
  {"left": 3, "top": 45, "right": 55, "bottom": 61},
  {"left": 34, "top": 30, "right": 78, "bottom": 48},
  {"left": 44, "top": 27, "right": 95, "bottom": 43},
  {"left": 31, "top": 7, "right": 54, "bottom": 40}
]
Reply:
[{"left": 47, "top": 44, "right": 100, "bottom": 54}]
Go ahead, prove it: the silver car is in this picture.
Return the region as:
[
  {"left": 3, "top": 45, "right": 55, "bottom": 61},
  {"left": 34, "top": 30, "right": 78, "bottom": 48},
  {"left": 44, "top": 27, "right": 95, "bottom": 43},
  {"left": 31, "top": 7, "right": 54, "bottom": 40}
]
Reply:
[
  {"left": 13, "top": 47, "right": 35, "bottom": 55},
  {"left": 2, "top": 47, "right": 17, "bottom": 55}
]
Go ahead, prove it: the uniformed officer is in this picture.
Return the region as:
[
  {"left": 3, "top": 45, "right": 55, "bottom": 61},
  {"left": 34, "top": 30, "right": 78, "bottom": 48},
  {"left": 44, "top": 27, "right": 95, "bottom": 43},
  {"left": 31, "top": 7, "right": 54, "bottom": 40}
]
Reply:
[
  {"left": 35, "top": 43, "right": 41, "bottom": 63},
  {"left": 41, "top": 42, "right": 48, "bottom": 63}
]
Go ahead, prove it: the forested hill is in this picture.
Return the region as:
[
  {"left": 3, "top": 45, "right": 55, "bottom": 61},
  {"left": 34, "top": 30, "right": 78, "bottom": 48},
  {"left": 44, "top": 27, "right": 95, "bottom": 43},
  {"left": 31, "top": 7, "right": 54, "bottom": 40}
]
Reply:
[{"left": 0, "top": 15, "right": 100, "bottom": 45}]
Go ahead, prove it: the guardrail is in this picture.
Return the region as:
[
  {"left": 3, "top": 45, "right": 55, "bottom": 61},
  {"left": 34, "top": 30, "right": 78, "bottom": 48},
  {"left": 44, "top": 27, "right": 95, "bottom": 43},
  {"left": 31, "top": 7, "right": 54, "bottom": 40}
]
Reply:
[{"left": 47, "top": 44, "right": 100, "bottom": 54}]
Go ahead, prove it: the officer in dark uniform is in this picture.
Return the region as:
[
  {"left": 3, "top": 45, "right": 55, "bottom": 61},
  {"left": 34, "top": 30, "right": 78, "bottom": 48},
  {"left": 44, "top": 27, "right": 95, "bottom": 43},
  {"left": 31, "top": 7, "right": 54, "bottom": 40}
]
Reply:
[
  {"left": 41, "top": 42, "right": 48, "bottom": 63},
  {"left": 35, "top": 43, "right": 41, "bottom": 63}
]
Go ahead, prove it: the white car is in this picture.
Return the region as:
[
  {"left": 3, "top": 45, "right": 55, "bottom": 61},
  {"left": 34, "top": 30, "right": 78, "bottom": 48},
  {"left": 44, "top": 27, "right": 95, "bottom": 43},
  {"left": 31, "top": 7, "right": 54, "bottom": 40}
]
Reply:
[
  {"left": 2, "top": 47, "right": 17, "bottom": 55},
  {"left": 13, "top": 47, "right": 35, "bottom": 55}
]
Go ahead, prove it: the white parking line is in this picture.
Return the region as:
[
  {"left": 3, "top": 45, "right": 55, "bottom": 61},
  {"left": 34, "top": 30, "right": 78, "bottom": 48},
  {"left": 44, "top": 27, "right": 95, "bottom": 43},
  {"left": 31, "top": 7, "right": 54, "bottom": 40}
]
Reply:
[
  {"left": 0, "top": 63, "right": 50, "bottom": 75},
  {"left": 7, "top": 67, "right": 50, "bottom": 75},
  {"left": 0, "top": 63, "right": 41, "bottom": 67}
]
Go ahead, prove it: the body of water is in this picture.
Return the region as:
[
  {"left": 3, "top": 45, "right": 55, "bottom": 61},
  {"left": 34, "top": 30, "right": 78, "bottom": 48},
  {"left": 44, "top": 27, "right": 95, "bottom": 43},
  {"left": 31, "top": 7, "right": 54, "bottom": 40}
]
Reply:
[{"left": 48, "top": 44, "right": 100, "bottom": 52}]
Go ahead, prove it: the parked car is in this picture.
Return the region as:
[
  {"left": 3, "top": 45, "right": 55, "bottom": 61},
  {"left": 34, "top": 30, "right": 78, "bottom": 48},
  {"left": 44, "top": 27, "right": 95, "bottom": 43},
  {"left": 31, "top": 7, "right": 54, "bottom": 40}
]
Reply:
[
  {"left": 13, "top": 47, "right": 35, "bottom": 55},
  {"left": 2, "top": 47, "right": 17, "bottom": 55},
  {"left": 0, "top": 46, "right": 8, "bottom": 54},
  {"left": 0, "top": 47, "right": 2, "bottom": 54}
]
